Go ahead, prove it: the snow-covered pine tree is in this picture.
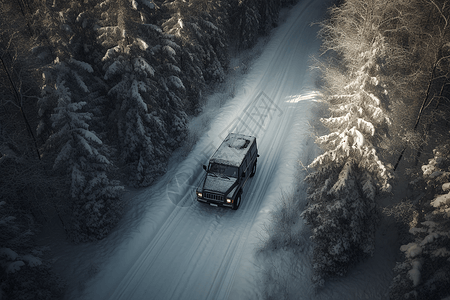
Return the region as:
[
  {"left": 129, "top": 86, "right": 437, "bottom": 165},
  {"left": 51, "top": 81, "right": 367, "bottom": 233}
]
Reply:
[
  {"left": 302, "top": 35, "right": 393, "bottom": 286},
  {"left": 35, "top": 0, "right": 104, "bottom": 139},
  {"left": 162, "top": 0, "right": 229, "bottom": 84},
  {"left": 103, "top": 54, "right": 165, "bottom": 186},
  {"left": 98, "top": 0, "right": 187, "bottom": 186},
  {"left": 39, "top": 58, "right": 124, "bottom": 242},
  {"left": 389, "top": 144, "right": 450, "bottom": 300},
  {"left": 231, "top": 0, "right": 261, "bottom": 49},
  {"left": 257, "top": 0, "right": 282, "bottom": 35},
  {"left": 301, "top": 0, "right": 404, "bottom": 286}
]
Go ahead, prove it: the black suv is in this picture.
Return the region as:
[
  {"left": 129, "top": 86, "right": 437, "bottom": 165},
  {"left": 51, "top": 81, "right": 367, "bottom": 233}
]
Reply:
[{"left": 196, "top": 133, "right": 259, "bottom": 210}]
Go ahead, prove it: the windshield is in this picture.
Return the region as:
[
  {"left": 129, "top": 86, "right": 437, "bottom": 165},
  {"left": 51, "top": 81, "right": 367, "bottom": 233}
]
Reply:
[{"left": 209, "top": 164, "right": 238, "bottom": 178}]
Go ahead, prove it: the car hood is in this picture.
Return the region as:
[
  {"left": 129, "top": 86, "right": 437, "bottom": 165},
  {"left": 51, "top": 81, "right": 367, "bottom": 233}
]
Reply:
[{"left": 203, "top": 175, "right": 237, "bottom": 195}]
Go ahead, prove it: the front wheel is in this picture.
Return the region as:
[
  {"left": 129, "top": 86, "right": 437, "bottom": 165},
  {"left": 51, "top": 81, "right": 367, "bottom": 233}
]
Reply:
[{"left": 232, "top": 194, "right": 241, "bottom": 210}]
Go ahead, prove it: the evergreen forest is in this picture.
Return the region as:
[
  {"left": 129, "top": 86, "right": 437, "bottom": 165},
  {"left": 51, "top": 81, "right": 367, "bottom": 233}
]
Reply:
[{"left": 2, "top": 0, "right": 450, "bottom": 299}]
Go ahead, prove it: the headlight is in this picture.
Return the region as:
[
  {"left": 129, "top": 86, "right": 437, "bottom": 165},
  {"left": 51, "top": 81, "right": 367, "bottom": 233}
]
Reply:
[
  {"left": 226, "top": 198, "right": 232, "bottom": 203},
  {"left": 197, "top": 192, "right": 202, "bottom": 198}
]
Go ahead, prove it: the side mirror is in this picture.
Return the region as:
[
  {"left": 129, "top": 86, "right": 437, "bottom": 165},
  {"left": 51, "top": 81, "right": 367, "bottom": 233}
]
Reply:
[
  {"left": 241, "top": 172, "right": 246, "bottom": 178},
  {"left": 203, "top": 165, "right": 207, "bottom": 171}
]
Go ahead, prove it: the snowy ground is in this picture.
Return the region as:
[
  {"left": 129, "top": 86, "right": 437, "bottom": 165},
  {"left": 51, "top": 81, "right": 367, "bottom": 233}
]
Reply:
[{"left": 41, "top": 0, "right": 398, "bottom": 299}]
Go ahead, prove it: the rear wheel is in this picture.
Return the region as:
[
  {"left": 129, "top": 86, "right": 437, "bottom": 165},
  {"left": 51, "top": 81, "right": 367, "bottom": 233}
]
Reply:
[
  {"left": 232, "top": 194, "right": 241, "bottom": 210},
  {"left": 250, "top": 160, "right": 257, "bottom": 177}
]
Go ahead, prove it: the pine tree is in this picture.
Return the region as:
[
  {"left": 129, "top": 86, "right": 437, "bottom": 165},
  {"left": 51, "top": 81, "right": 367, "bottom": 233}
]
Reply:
[
  {"left": 303, "top": 0, "right": 394, "bottom": 286},
  {"left": 258, "top": 0, "right": 282, "bottom": 35},
  {"left": 231, "top": 0, "right": 261, "bottom": 49},
  {"left": 98, "top": 0, "right": 187, "bottom": 186},
  {"left": 39, "top": 58, "right": 124, "bottom": 242},
  {"left": 162, "top": 0, "right": 229, "bottom": 84},
  {"left": 389, "top": 144, "right": 450, "bottom": 300},
  {"left": 302, "top": 50, "right": 394, "bottom": 280},
  {"left": 103, "top": 53, "right": 165, "bottom": 186}
]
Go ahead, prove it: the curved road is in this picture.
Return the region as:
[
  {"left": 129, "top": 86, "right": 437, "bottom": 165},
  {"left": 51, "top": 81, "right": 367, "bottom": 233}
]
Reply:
[{"left": 80, "top": 1, "right": 330, "bottom": 299}]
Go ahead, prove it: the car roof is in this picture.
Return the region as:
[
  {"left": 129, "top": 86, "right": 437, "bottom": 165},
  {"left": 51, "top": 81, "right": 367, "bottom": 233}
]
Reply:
[{"left": 209, "top": 133, "right": 256, "bottom": 167}]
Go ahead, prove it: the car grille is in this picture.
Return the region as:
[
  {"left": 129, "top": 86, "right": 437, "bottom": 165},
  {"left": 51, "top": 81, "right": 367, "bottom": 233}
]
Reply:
[{"left": 204, "top": 192, "right": 224, "bottom": 202}]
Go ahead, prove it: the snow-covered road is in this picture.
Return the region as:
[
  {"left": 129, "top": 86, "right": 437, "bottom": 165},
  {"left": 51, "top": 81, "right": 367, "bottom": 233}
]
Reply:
[{"left": 78, "top": 1, "right": 331, "bottom": 299}]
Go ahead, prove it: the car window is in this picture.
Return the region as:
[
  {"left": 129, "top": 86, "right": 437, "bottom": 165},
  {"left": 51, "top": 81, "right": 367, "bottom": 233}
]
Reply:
[{"left": 209, "top": 164, "right": 238, "bottom": 178}]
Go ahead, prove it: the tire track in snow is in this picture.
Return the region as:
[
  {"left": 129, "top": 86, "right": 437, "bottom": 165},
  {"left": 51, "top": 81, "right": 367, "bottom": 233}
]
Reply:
[{"left": 115, "top": 202, "right": 229, "bottom": 300}]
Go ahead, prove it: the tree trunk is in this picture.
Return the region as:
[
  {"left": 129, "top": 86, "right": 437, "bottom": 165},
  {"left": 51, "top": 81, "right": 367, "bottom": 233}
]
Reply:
[
  {"left": 414, "top": 80, "right": 448, "bottom": 165},
  {"left": 413, "top": 62, "right": 437, "bottom": 131},
  {"left": 0, "top": 56, "right": 41, "bottom": 160},
  {"left": 394, "top": 60, "right": 438, "bottom": 171}
]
